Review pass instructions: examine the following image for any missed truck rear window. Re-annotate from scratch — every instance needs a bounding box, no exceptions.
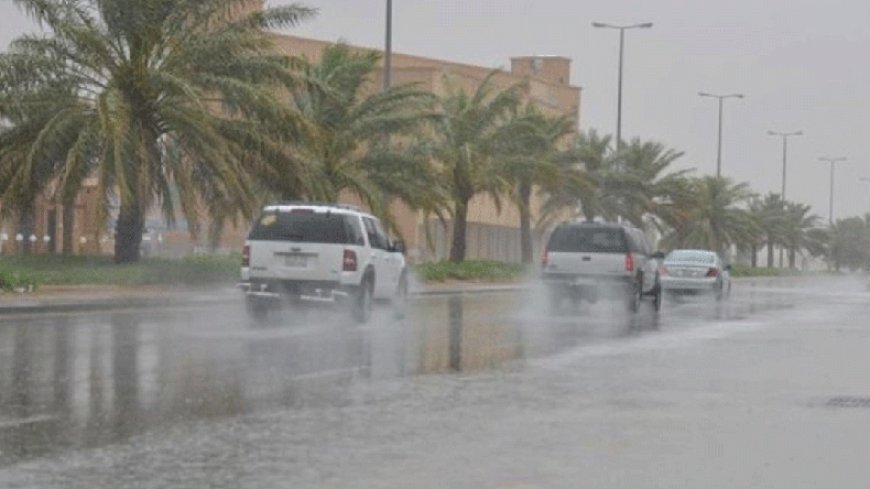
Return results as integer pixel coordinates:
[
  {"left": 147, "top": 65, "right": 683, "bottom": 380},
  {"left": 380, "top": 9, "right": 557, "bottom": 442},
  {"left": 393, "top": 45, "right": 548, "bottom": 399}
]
[
  {"left": 547, "top": 227, "right": 627, "bottom": 253},
  {"left": 248, "top": 211, "right": 364, "bottom": 245}
]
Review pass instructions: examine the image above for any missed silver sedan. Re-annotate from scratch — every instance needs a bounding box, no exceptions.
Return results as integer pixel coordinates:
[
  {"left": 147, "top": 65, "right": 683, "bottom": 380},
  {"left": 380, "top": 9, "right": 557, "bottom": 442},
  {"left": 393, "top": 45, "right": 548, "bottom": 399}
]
[{"left": 659, "top": 249, "right": 731, "bottom": 300}]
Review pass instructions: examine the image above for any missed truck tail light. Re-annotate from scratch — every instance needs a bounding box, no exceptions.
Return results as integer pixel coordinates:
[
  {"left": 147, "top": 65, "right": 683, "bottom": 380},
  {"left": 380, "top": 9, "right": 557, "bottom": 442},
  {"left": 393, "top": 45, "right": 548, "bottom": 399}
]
[
  {"left": 242, "top": 245, "right": 250, "bottom": 267},
  {"left": 706, "top": 267, "right": 719, "bottom": 277},
  {"left": 625, "top": 254, "right": 635, "bottom": 273},
  {"left": 343, "top": 249, "right": 358, "bottom": 272},
  {"left": 541, "top": 250, "right": 549, "bottom": 268}
]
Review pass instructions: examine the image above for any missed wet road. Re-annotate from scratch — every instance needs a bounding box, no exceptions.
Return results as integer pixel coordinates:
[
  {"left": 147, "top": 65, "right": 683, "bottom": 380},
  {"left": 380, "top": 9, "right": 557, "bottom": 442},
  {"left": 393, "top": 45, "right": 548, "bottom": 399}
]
[{"left": 1, "top": 277, "right": 869, "bottom": 488}]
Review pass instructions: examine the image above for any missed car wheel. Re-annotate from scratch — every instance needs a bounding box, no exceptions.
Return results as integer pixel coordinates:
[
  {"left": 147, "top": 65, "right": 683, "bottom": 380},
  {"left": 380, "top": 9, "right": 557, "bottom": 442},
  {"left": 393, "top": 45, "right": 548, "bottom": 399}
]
[
  {"left": 547, "top": 286, "right": 563, "bottom": 314},
  {"left": 392, "top": 273, "right": 409, "bottom": 319},
  {"left": 246, "top": 298, "right": 268, "bottom": 323},
  {"left": 627, "top": 280, "right": 642, "bottom": 313},
  {"left": 352, "top": 277, "right": 374, "bottom": 324}
]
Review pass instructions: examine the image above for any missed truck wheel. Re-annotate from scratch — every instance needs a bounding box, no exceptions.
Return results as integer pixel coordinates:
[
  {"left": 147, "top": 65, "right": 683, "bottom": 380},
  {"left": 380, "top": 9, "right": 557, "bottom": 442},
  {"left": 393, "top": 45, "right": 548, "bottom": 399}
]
[
  {"left": 547, "top": 286, "right": 563, "bottom": 314},
  {"left": 392, "top": 273, "right": 409, "bottom": 319},
  {"left": 352, "top": 277, "right": 374, "bottom": 324},
  {"left": 627, "top": 280, "right": 642, "bottom": 313},
  {"left": 652, "top": 282, "right": 662, "bottom": 313}
]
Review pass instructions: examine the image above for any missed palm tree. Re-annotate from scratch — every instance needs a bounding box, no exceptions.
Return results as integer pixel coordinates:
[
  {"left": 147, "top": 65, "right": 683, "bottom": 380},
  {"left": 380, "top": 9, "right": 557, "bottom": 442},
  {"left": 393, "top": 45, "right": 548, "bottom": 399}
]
[
  {"left": 285, "top": 43, "right": 438, "bottom": 229},
  {"left": 781, "top": 201, "right": 819, "bottom": 269},
  {"left": 663, "top": 176, "right": 758, "bottom": 254},
  {"left": 498, "top": 106, "right": 577, "bottom": 263},
  {"left": 612, "top": 138, "right": 692, "bottom": 231},
  {"left": 424, "top": 72, "right": 523, "bottom": 262},
  {"left": 570, "top": 130, "right": 612, "bottom": 221},
  {"left": 828, "top": 217, "right": 870, "bottom": 271},
  {"left": 1, "top": 0, "right": 315, "bottom": 262},
  {"left": 748, "top": 193, "right": 787, "bottom": 269}
]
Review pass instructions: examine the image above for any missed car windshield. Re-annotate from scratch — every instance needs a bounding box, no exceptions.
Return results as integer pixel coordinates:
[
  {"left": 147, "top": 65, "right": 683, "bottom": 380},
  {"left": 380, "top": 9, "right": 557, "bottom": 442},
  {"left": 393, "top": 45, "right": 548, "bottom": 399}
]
[
  {"left": 547, "top": 227, "right": 627, "bottom": 253},
  {"left": 247, "top": 210, "right": 362, "bottom": 244},
  {"left": 665, "top": 250, "right": 715, "bottom": 264}
]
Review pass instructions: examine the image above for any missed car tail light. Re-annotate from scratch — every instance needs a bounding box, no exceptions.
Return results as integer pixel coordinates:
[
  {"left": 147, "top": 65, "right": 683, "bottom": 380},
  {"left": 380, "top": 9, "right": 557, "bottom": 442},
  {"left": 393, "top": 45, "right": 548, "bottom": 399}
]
[
  {"left": 625, "top": 254, "right": 635, "bottom": 273},
  {"left": 706, "top": 267, "right": 719, "bottom": 277},
  {"left": 342, "top": 249, "right": 358, "bottom": 272},
  {"left": 242, "top": 245, "right": 250, "bottom": 267},
  {"left": 541, "top": 250, "right": 549, "bottom": 268}
]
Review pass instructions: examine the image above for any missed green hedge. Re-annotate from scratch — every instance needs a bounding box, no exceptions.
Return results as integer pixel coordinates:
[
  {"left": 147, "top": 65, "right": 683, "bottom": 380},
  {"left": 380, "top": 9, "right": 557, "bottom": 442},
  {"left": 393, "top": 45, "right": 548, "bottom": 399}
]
[
  {"left": 0, "top": 254, "right": 241, "bottom": 287},
  {"left": 415, "top": 260, "right": 525, "bottom": 283},
  {"left": 728, "top": 265, "right": 807, "bottom": 278}
]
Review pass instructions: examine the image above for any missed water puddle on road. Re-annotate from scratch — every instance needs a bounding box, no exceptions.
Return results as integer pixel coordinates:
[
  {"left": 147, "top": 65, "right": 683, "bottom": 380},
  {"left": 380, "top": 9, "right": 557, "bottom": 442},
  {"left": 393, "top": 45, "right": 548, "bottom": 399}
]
[{"left": 0, "top": 281, "right": 804, "bottom": 466}]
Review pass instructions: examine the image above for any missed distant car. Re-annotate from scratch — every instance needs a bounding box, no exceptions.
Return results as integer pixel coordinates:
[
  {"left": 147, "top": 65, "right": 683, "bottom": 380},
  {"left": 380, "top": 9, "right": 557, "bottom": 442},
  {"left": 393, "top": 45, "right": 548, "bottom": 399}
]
[
  {"left": 659, "top": 249, "right": 731, "bottom": 300},
  {"left": 240, "top": 202, "right": 408, "bottom": 323},
  {"left": 541, "top": 221, "right": 663, "bottom": 313}
]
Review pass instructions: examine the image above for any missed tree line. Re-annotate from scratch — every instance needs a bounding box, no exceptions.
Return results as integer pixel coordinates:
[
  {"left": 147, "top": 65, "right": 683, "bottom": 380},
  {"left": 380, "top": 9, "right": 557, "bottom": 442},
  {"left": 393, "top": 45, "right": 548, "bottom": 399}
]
[{"left": 0, "top": 0, "right": 867, "bottom": 271}]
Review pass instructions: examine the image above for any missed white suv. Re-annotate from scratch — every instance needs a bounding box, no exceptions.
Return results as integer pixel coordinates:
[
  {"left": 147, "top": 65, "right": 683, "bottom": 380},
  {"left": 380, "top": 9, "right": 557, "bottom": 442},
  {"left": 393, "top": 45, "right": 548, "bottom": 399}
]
[
  {"left": 541, "top": 221, "right": 663, "bottom": 313},
  {"left": 240, "top": 202, "right": 408, "bottom": 323}
]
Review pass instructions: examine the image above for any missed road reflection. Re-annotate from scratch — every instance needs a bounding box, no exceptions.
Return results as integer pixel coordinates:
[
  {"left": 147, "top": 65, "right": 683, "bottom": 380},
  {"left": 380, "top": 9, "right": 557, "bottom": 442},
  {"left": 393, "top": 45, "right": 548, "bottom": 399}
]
[{"left": 0, "top": 280, "right": 802, "bottom": 465}]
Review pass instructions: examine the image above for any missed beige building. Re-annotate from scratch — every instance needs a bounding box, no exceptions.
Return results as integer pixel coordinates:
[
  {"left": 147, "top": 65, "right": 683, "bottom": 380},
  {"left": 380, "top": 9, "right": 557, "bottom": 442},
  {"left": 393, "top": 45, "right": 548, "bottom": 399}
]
[
  {"left": 265, "top": 35, "right": 582, "bottom": 263},
  {"left": 5, "top": 35, "right": 581, "bottom": 262}
]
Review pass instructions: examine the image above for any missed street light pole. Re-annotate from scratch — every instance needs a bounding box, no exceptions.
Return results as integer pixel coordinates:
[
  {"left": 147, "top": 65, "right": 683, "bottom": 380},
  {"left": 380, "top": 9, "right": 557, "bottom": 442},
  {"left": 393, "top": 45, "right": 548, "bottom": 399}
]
[
  {"left": 383, "top": 0, "right": 392, "bottom": 92},
  {"left": 860, "top": 177, "right": 870, "bottom": 215},
  {"left": 699, "top": 92, "right": 744, "bottom": 177},
  {"left": 767, "top": 130, "right": 802, "bottom": 269},
  {"left": 767, "top": 130, "right": 803, "bottom": 200},
  {"left": 819, "top": 157, "right": 847, "bottom": 225},
  {"left": 592, "top": 22, "right": 653, "bottom": 150}
]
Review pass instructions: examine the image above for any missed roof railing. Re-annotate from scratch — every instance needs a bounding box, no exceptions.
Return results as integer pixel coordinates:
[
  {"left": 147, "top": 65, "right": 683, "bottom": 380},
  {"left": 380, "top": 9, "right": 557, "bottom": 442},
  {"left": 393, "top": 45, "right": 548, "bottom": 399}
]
[{"left": 267, "top": 201, "right": 364, "bottom": 212}]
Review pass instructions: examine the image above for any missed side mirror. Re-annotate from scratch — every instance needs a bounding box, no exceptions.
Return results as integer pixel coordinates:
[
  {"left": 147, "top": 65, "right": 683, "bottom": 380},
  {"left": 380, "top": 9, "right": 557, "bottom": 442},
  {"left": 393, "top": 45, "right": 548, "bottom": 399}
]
[
  {"left": 651, "top": 251, "right": 666, "bottom": 260},
  {"left": 390, "top": 240, "right": 406, "bottom": 254}
]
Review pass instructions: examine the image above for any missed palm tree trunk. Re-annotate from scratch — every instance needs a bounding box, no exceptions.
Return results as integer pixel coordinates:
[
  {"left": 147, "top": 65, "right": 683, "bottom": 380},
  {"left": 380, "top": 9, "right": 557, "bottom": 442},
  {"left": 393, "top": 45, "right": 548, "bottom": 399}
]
[
  {"left": 766, "top": 236, "right": 775, "bottom": 269},
  {"left": 788, "top": 247, "right": 797, "bottom": 269},
  {"left": 62, "top": 196, "right": 76, "bottom": 256},
  {"left": 18, "top": 209, "right": 34, "bottom": 255},
  {"left": 114, "top": 200, "right": 144, "bottom": 263},
  {"left": 518, "top": 182, "right": 533, "bottom": 265},
  {"left": 208, "top": 218, "right": 225, "bottom": 253},
  {"left": 449, "top": 198, "right": 469, "bottom": 263},
  {"left": 750, "top": 243, "right": 758, "bottom": 268}
]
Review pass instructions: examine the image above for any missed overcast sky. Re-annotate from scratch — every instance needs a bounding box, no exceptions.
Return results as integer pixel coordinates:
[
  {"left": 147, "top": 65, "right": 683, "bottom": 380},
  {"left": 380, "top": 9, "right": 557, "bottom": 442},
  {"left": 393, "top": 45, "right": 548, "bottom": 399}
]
[{"left": 3, "top": 0, "right": 870, "bottom": 220}]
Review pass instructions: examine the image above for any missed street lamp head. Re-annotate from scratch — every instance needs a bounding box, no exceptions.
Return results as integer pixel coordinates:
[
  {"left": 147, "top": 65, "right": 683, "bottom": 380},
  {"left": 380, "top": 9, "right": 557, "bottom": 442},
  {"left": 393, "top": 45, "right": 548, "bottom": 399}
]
[
  {"left": 592, "top": 22, "right": 610, "bottom": 28},
  {"left": 698, "top": 91, "right": 712, "bottom": 97},
  {"left": 732, "top": 93, "right": 745, "bottom": 99},
  {"left": 636, "top": 22, "right": 654, "bottom": 28},
  {"left": 767, "top": 130, "right": 777, "bottom": 136},
  {"left": 819, "top": 156, "right": 848, "bottom": 163}
]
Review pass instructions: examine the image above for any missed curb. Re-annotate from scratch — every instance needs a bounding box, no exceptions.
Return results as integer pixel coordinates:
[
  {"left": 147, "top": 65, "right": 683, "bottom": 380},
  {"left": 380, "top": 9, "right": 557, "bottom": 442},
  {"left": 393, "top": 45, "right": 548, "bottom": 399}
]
[
  {"left": 0, "top": 296, "right": 233, "bottom": 316},
  {"left": 0, "top": 285, "right": 527, "bottom": 316},
  {"left": 0, "top": 274, "right": 822, "bottom": 316}
]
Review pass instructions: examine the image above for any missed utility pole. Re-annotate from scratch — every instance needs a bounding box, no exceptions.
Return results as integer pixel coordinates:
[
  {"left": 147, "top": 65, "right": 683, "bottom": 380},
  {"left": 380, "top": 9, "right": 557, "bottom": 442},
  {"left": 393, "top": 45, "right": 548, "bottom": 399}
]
[
  {"left": 592, "top": 22, "right": 653, "bottom": 150},
  {"left": 767, "top": 130, "right": 803, "bottom": 268},
  {"left": 860, "top": 177, "right": 870, "bottom": 215},
  {"left": 819, "top": 157, "right": 847, "bottom": 224},
  {"left": 699, "top": 92, "right": 744, "bottom": 177},
  {"left": 383, "top": 0, "right": 392, "bottom": 92}
]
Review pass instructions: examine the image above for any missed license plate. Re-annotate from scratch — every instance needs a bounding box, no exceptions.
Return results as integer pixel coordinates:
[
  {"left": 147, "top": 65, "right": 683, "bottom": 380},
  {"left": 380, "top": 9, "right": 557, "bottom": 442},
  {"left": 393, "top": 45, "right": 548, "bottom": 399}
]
[{"left": 284, "top": 254, "right": 307, "bottom": 267}]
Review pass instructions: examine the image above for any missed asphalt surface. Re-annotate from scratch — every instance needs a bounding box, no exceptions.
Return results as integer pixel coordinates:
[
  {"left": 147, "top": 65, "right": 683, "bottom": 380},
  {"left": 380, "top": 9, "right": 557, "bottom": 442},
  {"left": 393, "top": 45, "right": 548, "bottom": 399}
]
[{"left": 1, "top": 276, "right": 869, "bottom": 488}]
